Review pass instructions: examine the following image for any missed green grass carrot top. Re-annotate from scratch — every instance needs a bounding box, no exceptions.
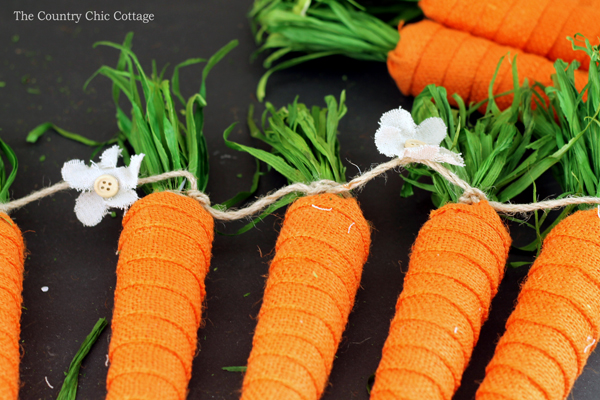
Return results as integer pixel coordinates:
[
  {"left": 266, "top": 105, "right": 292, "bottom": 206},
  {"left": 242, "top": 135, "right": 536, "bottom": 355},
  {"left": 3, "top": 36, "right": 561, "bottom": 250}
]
[{"left": 226, "top": 92, "right": 371, "bottom": 400}]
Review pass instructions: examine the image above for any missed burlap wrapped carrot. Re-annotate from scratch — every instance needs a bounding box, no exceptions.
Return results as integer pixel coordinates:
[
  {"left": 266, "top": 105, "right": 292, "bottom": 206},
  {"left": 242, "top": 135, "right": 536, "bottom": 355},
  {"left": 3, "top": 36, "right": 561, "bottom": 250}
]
[
  {"left": 419, "top": 0, "right": 600, "bottom": 71},
  {"left": 387, "top": 20, "right": 588, "bottom": 110},
  {"left": 0, "top": 140, "right": 25, "bottom": 400},
  {"left": 108, "top": 191, "right": 213, "bottom": 399},
  {"left": 371, "top": 200, "right": 510, "bottom": 400},
  {"left": 243, "top": 193, "right": 370, "bottom": 400},
  {"left": 475, "top": 34, "right": 600, "bottom": 400},
  {"left": 226, "top": 92, "right": 371, "bottom": 400},
  {"left": 370, "top": 62, "right": 586, "bottom": 398},
  {"left": 29, "top": 34, "right": 239, "bottom": 400},
  {"left": 0, "top": 219, "right": 24, "bottom": 400},
  {"left": 477, "top": 209, "right": 600, "bottom": 400}
]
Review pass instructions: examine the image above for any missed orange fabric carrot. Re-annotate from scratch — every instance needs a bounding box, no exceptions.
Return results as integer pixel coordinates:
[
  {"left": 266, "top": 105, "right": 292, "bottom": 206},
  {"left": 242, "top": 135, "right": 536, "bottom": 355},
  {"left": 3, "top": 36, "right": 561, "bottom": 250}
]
[
  {"left": 419, "top": 0, "right": 600, "bottom": 71},
  {"left": 476, "top": 209, "right": 600, "bottom": 400},
  {"left": 106, "top": 192, "right": 214, "bottom": 399},
  {"left": 0, "top": 215, "right": 25, "bottom": 400},
  {"left": 370, "top": 201, "right": 511, "bottom": 400},
  {"left": 241, "top": 193, "right": 370, "bottom": 400},
  {"left": 387, "top": 20, "right": 588, "bottom": 110}
]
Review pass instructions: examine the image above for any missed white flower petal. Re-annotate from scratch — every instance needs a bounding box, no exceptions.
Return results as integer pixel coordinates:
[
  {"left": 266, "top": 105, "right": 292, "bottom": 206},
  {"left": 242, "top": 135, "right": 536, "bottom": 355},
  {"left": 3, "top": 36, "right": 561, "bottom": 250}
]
[
  {"left": 62, "top": 160, "right": 104, "bottom": 191},
  {"left": 375, "top": 126, "right": 405, "bottom": 157},
  {"left": 416, "top": 117, "right": 447, "bottom": 145},
  {"left": 112, "top": 154, "right": 144, "bottom": 190},
  {"left": 404, "top": 145, "right": 441, "bottom": 161},
  {"left": 436, "top": 147, "right": 465, "bottom": 166},
  {"left": 104, "top": 189, "right": 139, "bottom": 210},
  {"left": 403, "top": 145, "right": 465, "bottom": 166},
  {"left": 379, "top": 107, "right": 416, "bottom": 134},
  {"left": 74, "top": 192, "right": 108, "bottom": 227},
  {"left": 97, "top": 145, "right": 122, "bottom": 169}
]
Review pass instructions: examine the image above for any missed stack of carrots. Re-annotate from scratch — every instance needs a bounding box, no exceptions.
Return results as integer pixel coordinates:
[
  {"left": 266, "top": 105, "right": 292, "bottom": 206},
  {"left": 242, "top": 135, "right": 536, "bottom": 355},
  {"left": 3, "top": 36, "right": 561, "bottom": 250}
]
[
  {"left": 251, "top": 0, "right": 598, "bottom": 109},
  {"left": 387, "top": 0, "right": 599, "bottom": 109}
]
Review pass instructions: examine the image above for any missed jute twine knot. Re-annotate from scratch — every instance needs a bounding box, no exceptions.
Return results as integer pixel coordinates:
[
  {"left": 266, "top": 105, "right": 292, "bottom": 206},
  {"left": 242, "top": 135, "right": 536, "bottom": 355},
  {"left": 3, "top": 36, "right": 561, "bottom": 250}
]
[
  {"left": 458, "top": 188, "right": 488, "bottom": 205},
  {"left": 185, "top": 190, "right": 211, "bottom": 207}
]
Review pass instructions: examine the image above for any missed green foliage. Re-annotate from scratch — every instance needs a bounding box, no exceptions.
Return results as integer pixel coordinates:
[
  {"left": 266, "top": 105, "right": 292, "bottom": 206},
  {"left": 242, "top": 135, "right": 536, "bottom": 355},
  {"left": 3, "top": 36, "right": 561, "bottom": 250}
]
[
  {"left": 224, "top": 92, "right": 347, "bottom": 233},
  {"left": 0, "top": 138, "right": 18, "bottom": 204},
  {"left": 27, "top": 33, "right": 238, "bottom": 194},
  {"left": 401, "top": 56, "right": 584, "bottom": 209},
  {"left": 534, "top": 35, "right": 600, "bottom": 199},
  {"left": 226, "top": 92, "right": 348, "bottom": 184},
  {"left": 509, "top": 35, "right": 600, "bottom": 251},
  {"left": 250, "top": 0, "right": 412, "bottom": 100}
]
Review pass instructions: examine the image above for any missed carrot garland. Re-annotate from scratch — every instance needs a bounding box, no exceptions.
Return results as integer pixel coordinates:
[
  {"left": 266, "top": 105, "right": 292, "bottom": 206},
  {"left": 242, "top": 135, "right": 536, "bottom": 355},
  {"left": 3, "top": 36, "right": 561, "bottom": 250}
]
[
  {"left": 476, "top": 36, "right": 600, "bottom": 400},
  {"left": 370, "top": 59, "right": 585, "bottom": 399},
  {"left": 226, "top": 93, "right": 371, "bottom": 399},
  {"left": 419, "top": 0, "right": 600, "bottom": 71},
  {"left": 0, "top": 139, "right": 25, "bottom": 400}
]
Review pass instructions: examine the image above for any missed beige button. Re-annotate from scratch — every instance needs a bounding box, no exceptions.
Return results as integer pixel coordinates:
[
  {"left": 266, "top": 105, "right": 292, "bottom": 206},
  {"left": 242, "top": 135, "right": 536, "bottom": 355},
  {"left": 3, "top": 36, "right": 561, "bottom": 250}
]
[
  {"left": 404, "top": 139, "right": 427, "bottom": 148},
  {"left": 94, "top": 174, "right": 119, "bottom": 198}
]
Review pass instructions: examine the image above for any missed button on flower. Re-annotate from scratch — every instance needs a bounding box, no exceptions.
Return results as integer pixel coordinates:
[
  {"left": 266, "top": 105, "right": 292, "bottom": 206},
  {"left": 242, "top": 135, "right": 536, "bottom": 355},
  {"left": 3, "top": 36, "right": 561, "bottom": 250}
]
[
  {"left": 374, "top": 106, "right": 464, "bottom": 166},
  {"left": 61, "top": 145, "right": 145, "bottom": 226}
]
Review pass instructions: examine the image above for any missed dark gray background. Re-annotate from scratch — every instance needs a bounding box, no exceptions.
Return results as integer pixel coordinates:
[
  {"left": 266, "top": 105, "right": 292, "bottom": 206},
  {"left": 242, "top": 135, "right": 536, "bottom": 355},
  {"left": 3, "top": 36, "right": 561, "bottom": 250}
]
[{"left": 1, "top": 1, "right": 598, "bottom": 399}]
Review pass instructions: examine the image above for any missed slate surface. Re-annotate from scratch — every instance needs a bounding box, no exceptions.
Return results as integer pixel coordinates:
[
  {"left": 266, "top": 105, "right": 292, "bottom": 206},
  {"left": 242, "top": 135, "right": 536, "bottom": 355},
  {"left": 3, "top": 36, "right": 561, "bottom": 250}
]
[{"left": 0, "top": 1, "right": 598, "bottom": 399}]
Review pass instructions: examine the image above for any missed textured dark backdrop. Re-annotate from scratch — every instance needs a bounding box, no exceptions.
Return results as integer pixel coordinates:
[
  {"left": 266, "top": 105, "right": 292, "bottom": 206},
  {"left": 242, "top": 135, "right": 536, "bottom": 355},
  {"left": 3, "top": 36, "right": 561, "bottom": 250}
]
[{"left": 1, "top": 1, "right": 598, "bottom": 399}]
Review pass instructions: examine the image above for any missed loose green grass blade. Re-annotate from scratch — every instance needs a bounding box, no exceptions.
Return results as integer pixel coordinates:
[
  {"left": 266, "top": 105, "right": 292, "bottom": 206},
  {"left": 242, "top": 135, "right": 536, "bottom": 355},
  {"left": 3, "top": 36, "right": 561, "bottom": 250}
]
[
  {"left": 56, "top": 318, "right": 107, "bottom": 400},
  {"left": 0, "top": 138, "right": 18, "bottom": 204}
]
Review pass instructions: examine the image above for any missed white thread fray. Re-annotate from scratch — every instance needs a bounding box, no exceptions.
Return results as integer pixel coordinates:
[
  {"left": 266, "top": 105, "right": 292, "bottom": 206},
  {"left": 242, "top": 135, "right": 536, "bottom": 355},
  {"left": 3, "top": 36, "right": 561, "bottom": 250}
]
[
  {"left": 348, "top": 222, "right": 355, "bottom": 233},
  {"left": 62, "top": 145, "right": 144, "bottom": 227},
  {"left": 454, "top": 327, "right": 458, "bottom": 334},
  {"left": 41, "top": 286, "right": 48, "bottom": 292},
  {"left": 374, "top": 106, "right": 464, "bottom": 166},
  {"left": 105, "top": 354, "right": 109, "bottom": 367},
  {"left": 312, "top": 204, "right": 332, "bottom": 211},
  {"left": 585, "top": 336, "right": 596, "bottom": 353},
  {"left": 45, "top": 376, "right": 54, "bottom": 389}
]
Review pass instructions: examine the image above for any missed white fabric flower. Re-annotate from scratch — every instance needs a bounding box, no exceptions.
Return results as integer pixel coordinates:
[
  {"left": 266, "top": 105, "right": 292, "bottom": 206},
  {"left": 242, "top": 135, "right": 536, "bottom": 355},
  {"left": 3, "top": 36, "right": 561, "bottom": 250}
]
[
  {"left": 61, "top": 145, "right": 145, "bottom": 227},
  {"left": 374, "top": 107, "right": 464, "bottom": 166}
]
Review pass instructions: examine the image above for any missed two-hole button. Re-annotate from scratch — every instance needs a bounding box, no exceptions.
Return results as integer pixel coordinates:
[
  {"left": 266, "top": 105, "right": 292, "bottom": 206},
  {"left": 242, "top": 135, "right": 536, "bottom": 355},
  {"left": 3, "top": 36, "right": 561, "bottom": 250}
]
[{"left": 94, "top": 174, "right": 119, "bottom": 198}]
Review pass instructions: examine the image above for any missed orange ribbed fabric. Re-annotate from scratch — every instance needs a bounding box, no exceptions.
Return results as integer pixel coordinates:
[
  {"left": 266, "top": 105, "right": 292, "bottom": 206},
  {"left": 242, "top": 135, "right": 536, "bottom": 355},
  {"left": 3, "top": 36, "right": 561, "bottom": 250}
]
[
  {"left": 370, "top": 201, "right": 511, "bottom": 400},
  {"left": 387, "top": 20, "right": 588, "bottom": 110},
  {"left": 241, "top": 194, "right": 371, "bottom": 400},
  {"left": 106, "top": 192, "right": 214, "bottom": 400},
  {"left": 419, "top": 0, "right": 600, "bottom": 71},
  {"left": 0, "top": 215, "right": 24, "bottom": 400},
  {"left": 477, "top": 209, "right": 600, "bottom": 400}
]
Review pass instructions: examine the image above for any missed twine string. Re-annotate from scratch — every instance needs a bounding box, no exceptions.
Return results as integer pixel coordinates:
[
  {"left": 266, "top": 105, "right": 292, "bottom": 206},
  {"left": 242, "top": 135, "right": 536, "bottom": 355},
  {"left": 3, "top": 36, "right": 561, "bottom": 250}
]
[{"left": 1, "top": 157, "right": 599, "bottom": 220}]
